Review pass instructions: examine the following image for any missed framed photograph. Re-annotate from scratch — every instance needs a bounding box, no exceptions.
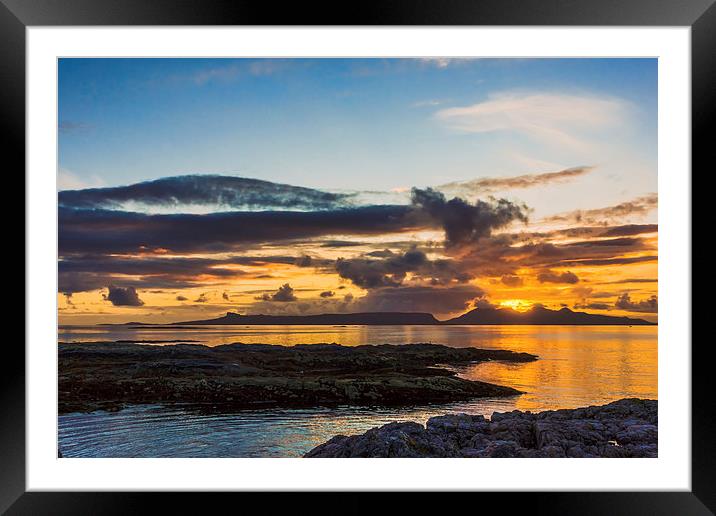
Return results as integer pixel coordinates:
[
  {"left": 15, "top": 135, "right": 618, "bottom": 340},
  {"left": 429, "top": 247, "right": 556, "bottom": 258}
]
[{"left": 6, "top": 0, "right": 710, "bottom": 512}]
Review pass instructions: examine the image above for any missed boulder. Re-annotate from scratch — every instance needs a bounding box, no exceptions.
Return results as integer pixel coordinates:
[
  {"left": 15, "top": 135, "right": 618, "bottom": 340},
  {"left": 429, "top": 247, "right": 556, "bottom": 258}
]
[{"left": 305, "top": 398, "right": 658, "bottom": 458}]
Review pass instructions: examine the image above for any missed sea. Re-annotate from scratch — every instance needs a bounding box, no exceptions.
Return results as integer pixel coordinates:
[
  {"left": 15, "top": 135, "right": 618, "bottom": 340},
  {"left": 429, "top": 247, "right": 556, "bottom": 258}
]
[{"left": 57, "top": 324, "right": 657, "bottom": 458}]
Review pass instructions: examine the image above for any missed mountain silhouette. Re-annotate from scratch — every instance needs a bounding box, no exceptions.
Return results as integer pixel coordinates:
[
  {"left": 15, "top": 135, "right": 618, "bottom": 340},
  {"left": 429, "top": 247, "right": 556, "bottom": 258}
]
[
  {"left": 174, "top": 306, "right": 654, "bottom": 326},
  {"left": 176, "top": 312, "right": 441, "bottom": 325},
  {"left": 444, "top": 305, "right": 654, "bottom": 325}
]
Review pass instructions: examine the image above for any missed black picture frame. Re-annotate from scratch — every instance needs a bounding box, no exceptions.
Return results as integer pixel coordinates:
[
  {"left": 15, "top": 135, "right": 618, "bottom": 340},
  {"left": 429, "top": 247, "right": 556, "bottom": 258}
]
[{"left": 4, "top": 0, "right": 709, "bottom": 513}]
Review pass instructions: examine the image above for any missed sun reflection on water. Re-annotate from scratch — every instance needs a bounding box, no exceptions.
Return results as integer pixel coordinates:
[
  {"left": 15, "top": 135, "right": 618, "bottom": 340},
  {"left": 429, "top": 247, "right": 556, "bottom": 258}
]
[{"left": 58, "top": 324, "right": 657, "bottom": 457}]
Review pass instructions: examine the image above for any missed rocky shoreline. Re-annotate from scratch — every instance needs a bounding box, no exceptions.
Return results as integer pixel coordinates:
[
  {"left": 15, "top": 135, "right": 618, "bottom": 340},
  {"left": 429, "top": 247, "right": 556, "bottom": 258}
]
[
  {"left": 305, "top": 398, "right": 657, "bottom": 458},
  {"left": 58, "top": 342, "right": 537, "bottom": 414}
]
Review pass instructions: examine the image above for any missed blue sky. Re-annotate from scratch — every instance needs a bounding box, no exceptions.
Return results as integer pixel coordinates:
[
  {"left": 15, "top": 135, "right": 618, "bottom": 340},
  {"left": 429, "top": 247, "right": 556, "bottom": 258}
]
[{"left": 58, "top": 58, "right": 657, "bottom": 218}]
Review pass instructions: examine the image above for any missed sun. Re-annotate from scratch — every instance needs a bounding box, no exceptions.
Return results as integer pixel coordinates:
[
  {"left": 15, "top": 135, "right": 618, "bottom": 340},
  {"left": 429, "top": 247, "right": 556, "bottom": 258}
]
[{"left": 499, "top": 299, "right": 533, "bottom": 312}]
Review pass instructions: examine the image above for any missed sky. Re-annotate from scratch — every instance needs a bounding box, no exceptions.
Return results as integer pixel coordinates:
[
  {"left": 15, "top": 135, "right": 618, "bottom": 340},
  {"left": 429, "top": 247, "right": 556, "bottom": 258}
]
[{"left": 58, "top": 58, "right": 658, "bottom": 324}]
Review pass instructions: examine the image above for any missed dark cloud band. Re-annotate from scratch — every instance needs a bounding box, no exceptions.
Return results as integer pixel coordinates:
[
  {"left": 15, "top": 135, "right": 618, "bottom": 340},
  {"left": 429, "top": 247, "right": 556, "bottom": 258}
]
[
  {"left": 59, "top": 205, "right": 419, "bottom": 254},
  {"left": 59, "top": 175, "right": 353, "bottom": 211},
  {"left": 59, "top": 188, "right": 528, "bottom": 255}
]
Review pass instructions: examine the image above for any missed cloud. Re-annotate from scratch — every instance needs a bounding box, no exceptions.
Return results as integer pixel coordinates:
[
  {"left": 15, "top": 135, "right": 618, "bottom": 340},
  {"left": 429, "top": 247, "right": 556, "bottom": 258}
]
[
  {"left": 600, "top": 224, "right": 658, "bottom": 237},
  {"left": 336, "top": 249, "right": 427, "bottom": 289},
  {"left": 537, "top": 270, "right": 579, "bottom": 284},
  {"left": 517, "top": 224, "right": 658, "bottom": 241},
  {"left": 103, "top": 286, "right": 144, "bottom": 306},
  {"left": 256, "top": 283, "right": 297, "bottom": 303},
  {"left": 58, "top": 255, "right": 245, "bottom": 293},
  {"left": 295, "top": 255, "right": 313, "bottom": 267},
  {"left": 319, "top": 240, "right": 369, "bottom": 248},
  {"left": 58, "top": 121, "right": 92, "bottom": 134},
  {"left": 335, "top": 249, "right": 471, "bottom": 289},
  {"left": 57, "top": 172, "right": 656, "bottom": 310},
  {"left": 57, "top": 168, "right": 104, "bottom": 191},
  {"left": 245, "top": 289, "right": 356, "bottom": 316},
  {"left": 572, "top": 286, "right": 593, "bottom": 298},
  {"left": 410, "top": 187, "right": 528, "bottom": 248},
  {"left": 473, "top": 298, "right": 498, "bottom": 310},
  {"left": 606, "top": 278, "right": 658, "bottom": 284},
  {"left": 58, "top": 175, "right": 353, "bottom": 212},
  {"left": 508, "top": 237, "right": 653, "bottom": 270},
  {"left": 439, "top": 166, "right": 594, "bottom": 195},
  {"left": 57, "top": 252, "right": 336, "bottom": 294},
  {"left": 347, "top": 58, "right": 478, "bottom": 78},
  {"left": 417, "top": 58, "right": 477, "bottom": 69},
  {"left": 435, "top": 92, "right": 627, "bottom": 150},
  {"left": 186, "top": 60, "right": 292, "bottom": 86},
  {"left": 545, "top": 194, "right": 658, "bottom": 224},
  {"left": 191, "top": 63, "right": 242, "bottom": 85},
  {"left": 176, "top": 295, "right": 188, "bottom": 301},
  {"left": 412, "top": 99, "right": 445, "bottom": 108},
  {"left": 58, "top": 204, "right": 419, "bottom": 254},
  {"left": 405, "top": 227, "right": 655, "bottom": 284},
  {"left": 570, "top": 286, "right": 618, "bottom": 308},
  {"left": 59, "top": 254, "right": 247, "bottom": 277},
  {"left": 366, "top": 249, "right": 397, "bottom": 258},
  {"left": 561, "top": 237, "right": 644, "bottom": 248},
  {"left": 58, "top": 187, "right": 529, "bottom": 255},
  {"left": 548, "top": 256, "right": 657, "bottom": 268},
  {"left": 615, "top": 293, "right": 658, "bottom": 313},
  {"left": 355, "top": 285, "right": 486, "bottom": 316},
  {"left": 59, "top": 271, "right": 200, "bottom": 295},
  {"left": 500, "top": 274, "right": 523, "bottom": 287},
  {"left": 574, "top": 302, "right": 611, "bottom": 310}
]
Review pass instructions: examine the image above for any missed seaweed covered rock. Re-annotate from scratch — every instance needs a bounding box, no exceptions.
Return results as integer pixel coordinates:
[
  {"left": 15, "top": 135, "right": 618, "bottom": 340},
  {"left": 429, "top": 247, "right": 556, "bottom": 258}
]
[{"left": 58, "top": 342, "right": 536, "bottom": 413}]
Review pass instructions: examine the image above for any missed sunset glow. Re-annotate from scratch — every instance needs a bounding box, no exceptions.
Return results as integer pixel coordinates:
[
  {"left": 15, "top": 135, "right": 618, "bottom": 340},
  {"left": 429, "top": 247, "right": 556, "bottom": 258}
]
[
  {"left": 58, "top": 58, "right": 657, "bottom": 325},
  {"left": 499, "top": 300, "right": 533, "bottom": 312}
]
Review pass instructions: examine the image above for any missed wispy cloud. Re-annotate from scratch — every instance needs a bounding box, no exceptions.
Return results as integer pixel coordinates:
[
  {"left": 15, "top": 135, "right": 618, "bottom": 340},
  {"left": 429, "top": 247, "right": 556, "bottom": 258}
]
[
  {"left": 439, "top": 166, "right": 595, "bottom": 195},
  {"left": 59, "top": 120, "right": 93, "bottom": 134},
  {"left": 347, "top": 58, "right": 479, "bottom": 77},
  {"left": 544, "top": 193, "right": 658, "bottom": 224},
  {"left": 412, "top": 99, "right": 446, "bottom": 108},
  {"left": 188, "top": 60, "right": 291, "bottom": 86},
  {"left": 537, "top": 270, "right": 580, "bottom": 284},
  {"left": 435, "top": 92, "right": 628, "bottom": 150},
  {"left": 57, "top": 168, "right": 104, "bottom": 191},
  {"left": 417, "top": 58, "right": 479, "bottom": 69}
]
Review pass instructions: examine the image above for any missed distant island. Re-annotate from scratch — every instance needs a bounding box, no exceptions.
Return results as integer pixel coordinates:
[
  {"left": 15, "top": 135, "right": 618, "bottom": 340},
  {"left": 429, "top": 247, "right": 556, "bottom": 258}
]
[
  {"left": 176, "top": 311, "right": 439, "bottom": 326},
  {"left": 443, "top": 305, "right": 655, "bottom": 325},
  {"left": 169, "top": 305, "right": 654, "bottom": 326}
]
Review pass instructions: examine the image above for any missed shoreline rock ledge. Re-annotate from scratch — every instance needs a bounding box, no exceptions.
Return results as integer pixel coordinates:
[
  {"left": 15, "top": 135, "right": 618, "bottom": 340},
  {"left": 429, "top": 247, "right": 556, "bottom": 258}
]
[{"left": 305, "top": 398, "right": 657, "bottom": 458}]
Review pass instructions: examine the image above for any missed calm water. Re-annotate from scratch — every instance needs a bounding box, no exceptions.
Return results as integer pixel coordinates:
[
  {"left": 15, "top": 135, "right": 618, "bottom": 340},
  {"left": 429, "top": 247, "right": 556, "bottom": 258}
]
[{"left": 58, "top": 324, "right": 657, "bottom": 458}]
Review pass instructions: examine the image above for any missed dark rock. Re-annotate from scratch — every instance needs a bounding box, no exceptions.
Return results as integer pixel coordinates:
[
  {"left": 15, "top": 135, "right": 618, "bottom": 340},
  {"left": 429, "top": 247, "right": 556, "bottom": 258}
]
[
  {"left": 305, "top": 398, "right": 658, "bottom": 458},
  {"left": 58, "top": 342, "right": 536, "bottom": 414}
]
